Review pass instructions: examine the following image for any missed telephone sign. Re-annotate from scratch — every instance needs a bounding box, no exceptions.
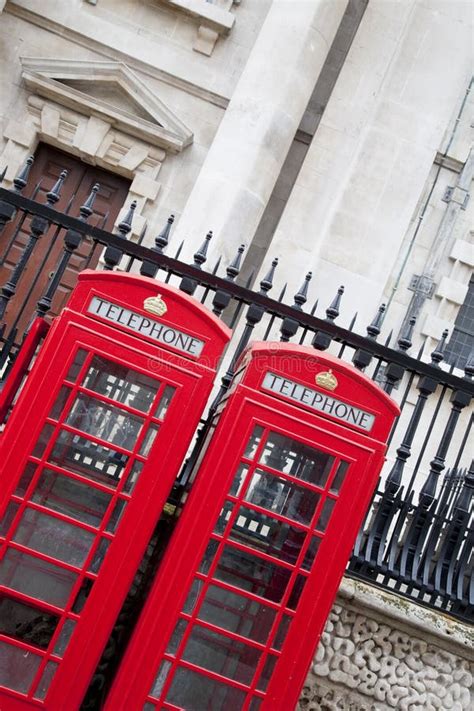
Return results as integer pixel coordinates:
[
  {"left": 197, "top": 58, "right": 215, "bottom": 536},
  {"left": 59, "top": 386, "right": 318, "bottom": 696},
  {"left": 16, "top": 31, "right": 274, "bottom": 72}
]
[
  {"left": 0, "top": 271, "right": 230, "bottom": 709},
  {"left": 106, "top": 343, "right": 399, "bottom": 711}
]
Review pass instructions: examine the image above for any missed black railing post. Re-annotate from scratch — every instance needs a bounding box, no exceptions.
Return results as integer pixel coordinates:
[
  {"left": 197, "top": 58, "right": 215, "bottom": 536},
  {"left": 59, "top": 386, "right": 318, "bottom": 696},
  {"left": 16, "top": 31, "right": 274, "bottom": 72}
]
[
  {"left": 383, "top": 316, "right": 416, "bottom": 394},
  {"left": 140, "top": 214, "right": 174, "bottom": 279},
  {"left": 212, "top": 244, "right": 245, "bottom": 317},
  {"left": 180, "top": 231, "right": 212, "bottom": 295},
  {"left": 102, "top": 201, "right": 136, "bottom": 270},
  {"left": 352, "top": 303, "right": 386, "bottom": 370},
  {"left": 0, "top": 156, "right": 33, "bottom": 233},
  {"left": 312, "top": 285, "right": 344, "bottom": 350},
  {"left": 34, "top": 185, "right": 99, "bottom": 322},
  {"left": 0, "top": 169, "right": 67, "bottom": 321},
  {"left": 280, "top": 272, "right": 312, "bottom": 342}
]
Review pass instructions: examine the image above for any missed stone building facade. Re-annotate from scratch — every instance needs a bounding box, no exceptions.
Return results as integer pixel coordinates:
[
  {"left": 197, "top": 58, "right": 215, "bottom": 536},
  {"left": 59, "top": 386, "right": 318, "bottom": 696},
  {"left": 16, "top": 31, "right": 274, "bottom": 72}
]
[{"left": 0, "top": 0, "right": 472, "bottom": 708}]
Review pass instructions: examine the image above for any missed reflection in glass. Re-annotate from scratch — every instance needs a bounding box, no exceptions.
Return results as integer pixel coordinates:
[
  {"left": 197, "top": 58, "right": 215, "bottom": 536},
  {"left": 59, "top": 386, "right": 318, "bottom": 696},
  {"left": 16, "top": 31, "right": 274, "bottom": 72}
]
[
  {"left": 88, "top": 537, "right": 111, "bottom": 574},
  {"left": 182, "top": 625, "right": 260, "bottom": 685},
  {"left": 13, "top": 508, "right": 95, "bottom": 568},
  {"left": 106, "top": 499, "right": 127, "bottom": 533},
  {"left": 260, "top": 432, "right": 334, "bottom": 488},
  {"left": 31, "top": 469, "right": 111, "bottom": 527},
  {"left": 198, "top": 584, "right": 277, "bottom": 644},
  {"left": 243, "top": 426, "right": 264, "bottom": 460},
  {"left": 0, "top": 596, "right": 59, "bottom": 649},
  {"left": 139, "top": 424, "right": 160, "bottom": 457},
  {"left": 32, "top": 423, "right": 55, "bottom": 459},
  {"left": 245, "top": 470, "right": 320, "bottom": 526},
  {"left": 315, "top": 498, "right": 336, "bottom": 532},
  {"left": 72, "top": 578, "right": 94, "bottom": 613},
  {"left": 0, "top": 639, "right": 41, "bottom": 693},
  {"left": 50, "top": 385, "right": 72, "bottom": 420},
  {"left": 257, "top": 654, "right": 277, "bottom": 691},
  {"left": 272, "top": 613, "right": 292, "bottom": 651},
  {"left": 166, "top": 666, "right": 246, "bottom": 711},
  {"left": 229, "top": 464, "right": 249, "bottom": 497},
  {"left": 167, "top": 619, "right": 188, "bottom": 655},
  {"left": 53, "top": 618, "right": 76, "bottom": 656},
  {"left": 330, "top": 461, "right": 349, "bottom": 494},
  {"left": 214, "top": 502, "right": 233, "bottom": 535},
  {"left": 302, "top": 536, "right": 321, "bottom": 571},
  {"left": 209, "top": 545, "right": 292, "bottom": 604},
  {"left": 66, "top": 349, "right": 88, "bottom": 383},
  {"left": 82, "top": 355, "right": 160, "bottom": 413},
  {"left": 287, "top": 574, "right": 306, "bottom": 610},
  {"left": 49, "top": 430, "right": 129, "bottom": 486},
  {"left": 154, "top": 385, "right": 176, "bottom": 419},
  {"left": 228, "top": 506, "right": 307, "bottom": 566},
  {"left": 150, "top": 659, "right": 171, "bottom": 698},
  {"left": 0, "top": 502, "right": 20, "bottom": 537},
  {"left": 0, "top": 548, "right": 77, "bottom": 607},
  {"left": 33, "top": 660, "right": 58, "bottom": 700},
  {"left": 123, "top": 460, "right": 144, "bottom": 493},
  {"left": 198, "top": 539, "right": 220, "bottom": 576},
  {"left": 183, "top": 579, "right": 203, "bottom": 615},
  {"left": 67, "top": 394, "right": 143, "bottom": 449},
  {"left": 14, "top": 461, "right": 38, "bottom": 497}
]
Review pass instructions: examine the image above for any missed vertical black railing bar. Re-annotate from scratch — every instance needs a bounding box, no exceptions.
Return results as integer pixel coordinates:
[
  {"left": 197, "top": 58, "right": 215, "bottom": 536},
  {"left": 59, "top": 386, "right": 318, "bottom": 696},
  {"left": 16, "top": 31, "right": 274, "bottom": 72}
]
[{"left": 452, "top": 411, "right": 473, "bottom": 471}]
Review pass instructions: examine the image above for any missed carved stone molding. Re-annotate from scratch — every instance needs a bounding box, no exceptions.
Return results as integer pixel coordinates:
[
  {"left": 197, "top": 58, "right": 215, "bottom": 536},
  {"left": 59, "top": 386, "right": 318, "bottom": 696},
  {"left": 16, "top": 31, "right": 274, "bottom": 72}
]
[
  {"left": 298, "top": 579, "right": 473, "bottom": 711},
  {"left": 158, "top": 0, "right": 235, "bottom": 56}
]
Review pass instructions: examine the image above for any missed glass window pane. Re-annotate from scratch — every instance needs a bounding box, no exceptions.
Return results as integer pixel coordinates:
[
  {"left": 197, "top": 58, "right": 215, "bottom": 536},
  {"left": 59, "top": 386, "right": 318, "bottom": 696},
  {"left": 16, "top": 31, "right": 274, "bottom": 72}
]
[
  {"left": 183, "top": 579, "right": 204, "bottom": 615},
  {"left": 0, "top": 548, "right": 77, "bottom": 607},
  {"left": 330, "top": 461, "right": 349, "bottom": 494},
  {"left": 244, "top": 469, "right": 320, "bottom": 526},
  {"left": 166, "top": 666, "right": 246, "bottom": 711},
  {"left": 13, "top": 508, "right": 95, "bottom": 567},
  {"left": 49, "top": 430, "right": 129, "bottom": 487},
  {"left": 0, "top": 639, "right": 42, "bottom": 693},
  {"left": 167, "top": 619, "right": 188, "bottom": 656},
  {"left": 72, "top": 578, "right": 94, "bottom": 614},
  {"left": 272, "top": 614, "right": 292, "bottom": 651},
  {"left": 182, "top": 625, "right": 260, "bottom": 685},
  {"left": 249, "top": 698, "right": 262, "bottom": 711},
  {"left": 88, "top": 537, "right": 111, "bottom": 574},
  {"left": 106, "top": 499, "right": 127, "bottom": 534},
  {"left": 0, "top": 502, "right": 20, "bottom": 537},
  {"left": 139, "top": 424, "right": 160, "bottom": 457},
  {"left": 198, "top": 584, "right": 277, "bottom": 645},
  {"left": 257, "top": 654, "right": 277, "bottom": 692},
  {"left": 66, "top": 393, "right": 144, "bottom": 449},
  {"left": 0, "top": 595, "right": 59, "bottom": 650},
  {"left": 33, "top": 660, "right": 58, "bottom": 700},
  {"left": 53, "top": 618, "right": 76, "bottom": 656},
  {"left": 227, "top": 506, "right": 307, "bottom": 566},
  {"left": 123, "top": 460, "right": 144, "bottom": 494},
  {"left": 31, "top": 469, "right": 112, "bottom": 527},
  {"left": 32, "top": 423, "right": 55, "bottom": 459},
  {"left": 206, "top": 545, "right": 292, "bottom": 604},
  {"left": 66, "top": 349, "right": 88, "bottom": 382},
  {"left": 14, "top": 461, "right": 38, "bottom": 497},
  {"left": 82, "top": 355, "right": 160, "bottom": 413},
  {"left": 243, "top": 426, "right": 264, "bottom": 460},
  {"left": 198, "top": 539, "right": 220, "bottom": 576},
  {"left": 259, "top": 432, "right": 334, "bottom": 488},
  {"left": 229, "top": 464, "right": 249, "bottom": 497},
  {"left": 154, "top": 385, "right": 176, "bottom": 419},
  {"left": 287, "top": 574, "right": 307, "bottom": 611},
  {"left": 214, "top": 502, "right": 234, "bottom": 535},
  {"left": 150, "top": 659, "right": 172, "bottom": 698},
  {"left": 50, "top": 385, "right": 72, "bottom": 420},
  {"left": 315, "top": 498, "right": 336, "bottom": 533},
  {"left": 302, "top": 536, "right": 321, "bottom": 572}
]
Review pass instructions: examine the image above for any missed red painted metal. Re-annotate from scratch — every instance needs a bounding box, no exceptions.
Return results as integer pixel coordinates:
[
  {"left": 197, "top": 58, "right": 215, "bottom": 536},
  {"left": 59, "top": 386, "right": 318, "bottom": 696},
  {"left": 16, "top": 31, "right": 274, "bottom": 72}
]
[
  {"left": 0, "top": 317, "right": 49, "bottom": 423},
  {"left": 106, "top": 343, "right": 399, "bottom": 711},
  {"left": 0, "top": 270, "right": 230, "bottom": 709}
]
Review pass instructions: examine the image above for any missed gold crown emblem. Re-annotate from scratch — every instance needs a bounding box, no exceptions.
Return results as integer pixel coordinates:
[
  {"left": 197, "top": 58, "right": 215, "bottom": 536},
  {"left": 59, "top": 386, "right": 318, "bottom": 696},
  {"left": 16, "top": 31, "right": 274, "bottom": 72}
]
[
  {"left": 315, "top": 369, "right": 338, "bottom": 391},
  {"left": 143, "top": 294, "right": 167, "bottom": 317}
]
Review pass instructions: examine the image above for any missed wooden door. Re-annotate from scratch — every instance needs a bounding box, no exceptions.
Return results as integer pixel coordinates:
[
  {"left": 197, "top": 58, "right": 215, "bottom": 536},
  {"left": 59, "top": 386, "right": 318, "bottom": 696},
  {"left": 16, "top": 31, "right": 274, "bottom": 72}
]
[{"left": 0, "top": 144, "right": 130, "bottom": 338}]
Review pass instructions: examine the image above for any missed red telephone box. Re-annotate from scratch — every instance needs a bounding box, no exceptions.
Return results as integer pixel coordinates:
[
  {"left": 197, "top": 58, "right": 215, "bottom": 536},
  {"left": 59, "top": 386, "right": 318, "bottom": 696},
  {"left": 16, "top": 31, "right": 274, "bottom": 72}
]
[
  {"left": 105, "top": 342, "right": 399, "bottom": 711},
  {"left": 0, "top": 270, "right": 230, "bottom": 709}
]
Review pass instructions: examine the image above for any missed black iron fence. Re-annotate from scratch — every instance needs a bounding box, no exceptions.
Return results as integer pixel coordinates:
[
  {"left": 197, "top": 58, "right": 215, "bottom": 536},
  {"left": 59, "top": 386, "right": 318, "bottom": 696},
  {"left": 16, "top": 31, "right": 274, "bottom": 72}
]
[{"left": 0, "top": 158, "right": 472, "bottom": 624}]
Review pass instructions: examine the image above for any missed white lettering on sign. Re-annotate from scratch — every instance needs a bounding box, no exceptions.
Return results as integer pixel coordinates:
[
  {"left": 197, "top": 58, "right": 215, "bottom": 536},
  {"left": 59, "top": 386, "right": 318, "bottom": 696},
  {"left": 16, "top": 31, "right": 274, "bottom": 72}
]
[
  {"left": 88, "top": 296, "right": 205, "bottom": 357},
  {"left": 262, "top": 371, "right": 375, "bottom": 432}
]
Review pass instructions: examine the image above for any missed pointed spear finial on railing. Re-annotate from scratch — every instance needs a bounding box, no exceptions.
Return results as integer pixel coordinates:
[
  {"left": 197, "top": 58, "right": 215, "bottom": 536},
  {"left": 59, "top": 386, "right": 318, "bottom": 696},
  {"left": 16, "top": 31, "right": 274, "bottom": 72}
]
[
  {"left": 0, "top": 166, "right": 7, "bottom": 185},
  {"left": 259, "top": 257, "right": 278, "bottom": 294},
  {"left": 226, "top": 243, "right": 245, "bottom": 281},
  {"left": 13, "top": 155, "right": 34, "bottom": 193},
  {"left": 464, "top": 351, "right": 474, "bottom": 379},
  {"left": 46, "top": 170, "right": 67, "bottom": 206},
  {"left": 212, "top": 244, "right": 245, "bottom": 317},
  {"left": 155, "top": 214, "right": 174, "bottom": 254},
  {"left": 398, "top": 315, "right": 416, "bottom": 352},
  {"left": 430, "top": 329, "right": 448, "bottom": 367},
  {"left": 103, "top": 199, "right": 136, "bottom": 271},
  {"left": 312, "top": 285, "right": 344, "bottom": 351},
  {"left": 367, "top": 303, "right": 386, "bottom": 340},
  {"left": 79, "top": 183, "right": 99, "bottom": 221},
  {"left": 280, "top": 271, "right": 312, "bottom": 343},
  {"left": 180, "top": 230, "right": 213, "bottom": 295},
  {"left": 117, "top": 199, "right": 137, "bottom": 238}
]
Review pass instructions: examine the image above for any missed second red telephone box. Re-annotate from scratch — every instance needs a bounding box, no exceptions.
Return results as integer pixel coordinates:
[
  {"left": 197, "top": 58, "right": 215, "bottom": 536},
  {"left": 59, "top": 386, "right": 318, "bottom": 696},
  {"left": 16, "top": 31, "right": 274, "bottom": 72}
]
[
  {"left": 106, "top": 342, "right": 399, "bottom": 711},
  {"left": 0, "top": 271, "right": 230, "bottom": 709}
]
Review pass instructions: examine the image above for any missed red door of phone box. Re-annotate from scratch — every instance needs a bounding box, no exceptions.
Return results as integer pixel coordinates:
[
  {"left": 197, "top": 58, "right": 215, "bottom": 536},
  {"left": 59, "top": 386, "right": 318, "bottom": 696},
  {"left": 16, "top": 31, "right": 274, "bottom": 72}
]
[
  {"left": 0, "top": 270, "right": 230, "bottom": 709},
  {"left": 105, "top": 342, "right": 399, "bottom": 711}
]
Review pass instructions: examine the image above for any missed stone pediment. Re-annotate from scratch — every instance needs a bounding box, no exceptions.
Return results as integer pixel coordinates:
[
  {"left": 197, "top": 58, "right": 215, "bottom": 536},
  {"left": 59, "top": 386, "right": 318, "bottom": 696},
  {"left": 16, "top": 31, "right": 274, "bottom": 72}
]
[{"left": 20, "top": 58, "right": 193, "bottom": 152}]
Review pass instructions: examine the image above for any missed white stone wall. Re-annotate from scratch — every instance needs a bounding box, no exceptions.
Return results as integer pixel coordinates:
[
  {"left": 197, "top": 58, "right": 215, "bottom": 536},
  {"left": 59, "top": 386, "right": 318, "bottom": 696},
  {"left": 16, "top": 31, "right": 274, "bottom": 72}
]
[{"left": 299, "top": 578, "right": 473, "bottom": 711}]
